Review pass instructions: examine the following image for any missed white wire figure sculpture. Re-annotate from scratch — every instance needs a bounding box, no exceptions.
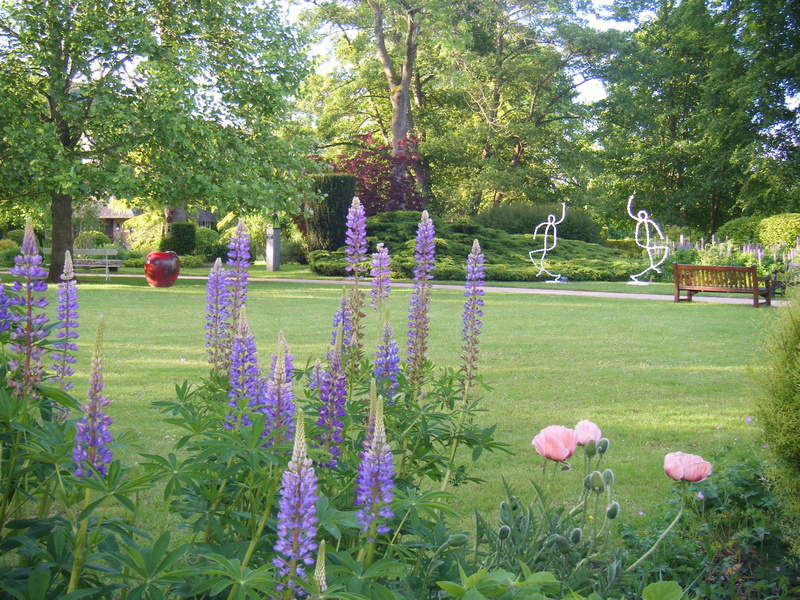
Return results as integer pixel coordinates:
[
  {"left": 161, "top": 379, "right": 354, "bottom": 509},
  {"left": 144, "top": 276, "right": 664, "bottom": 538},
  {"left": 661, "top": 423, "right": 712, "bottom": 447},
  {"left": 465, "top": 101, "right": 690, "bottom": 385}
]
[
  {"left": 627, "top": 194, "right": 669, "bottom": 285},
  {"left": 529, "top": 202, "right": 568, "bottom": 283}
]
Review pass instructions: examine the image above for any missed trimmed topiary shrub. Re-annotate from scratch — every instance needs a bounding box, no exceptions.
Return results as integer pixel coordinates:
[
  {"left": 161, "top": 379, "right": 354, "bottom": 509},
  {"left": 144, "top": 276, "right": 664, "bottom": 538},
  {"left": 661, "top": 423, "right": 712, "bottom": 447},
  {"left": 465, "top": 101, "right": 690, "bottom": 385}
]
[
  {"left": 74, "top": 230, "right": 111, "bottom": 248},
  {"left": 716, "top": 216, "right": 762, "bottom": 243},
  {"left": 758, "top": 214, "right": 800, "bottom": 246},
  {"left": 301, "top": 174, "right": 357, "bottom": 252}
]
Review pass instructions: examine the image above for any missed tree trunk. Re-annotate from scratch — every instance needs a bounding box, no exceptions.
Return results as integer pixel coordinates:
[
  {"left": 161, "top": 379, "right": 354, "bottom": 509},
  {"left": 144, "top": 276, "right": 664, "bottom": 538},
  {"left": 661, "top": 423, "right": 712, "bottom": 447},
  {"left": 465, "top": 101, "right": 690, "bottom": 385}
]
[{"left": 48, "top": 193, "right": 73, "bottom": 283}]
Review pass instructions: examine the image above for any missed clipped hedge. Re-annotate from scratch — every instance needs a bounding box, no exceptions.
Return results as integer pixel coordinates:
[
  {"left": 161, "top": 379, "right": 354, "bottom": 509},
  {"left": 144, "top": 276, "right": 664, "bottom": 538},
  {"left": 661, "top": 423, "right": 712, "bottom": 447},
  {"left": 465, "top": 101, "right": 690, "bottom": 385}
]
[{"left": 758, "top": 214, "right": 800, "bottom": 246}]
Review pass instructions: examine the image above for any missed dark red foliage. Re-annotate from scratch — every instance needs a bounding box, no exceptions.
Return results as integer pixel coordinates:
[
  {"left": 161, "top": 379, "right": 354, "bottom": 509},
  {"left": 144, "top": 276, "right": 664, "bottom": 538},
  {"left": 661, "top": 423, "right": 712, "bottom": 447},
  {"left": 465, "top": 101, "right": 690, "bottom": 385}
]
[{"left": 333, "top": 133, "right": 428, "bottom": 216}]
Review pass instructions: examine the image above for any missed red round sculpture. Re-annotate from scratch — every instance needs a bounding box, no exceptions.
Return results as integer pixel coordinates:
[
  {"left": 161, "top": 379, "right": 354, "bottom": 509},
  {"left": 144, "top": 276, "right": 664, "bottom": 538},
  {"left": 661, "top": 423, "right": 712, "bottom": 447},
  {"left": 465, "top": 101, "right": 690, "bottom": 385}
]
[{"left": 144, "top": 251, "right": 180, "bottom": 288}]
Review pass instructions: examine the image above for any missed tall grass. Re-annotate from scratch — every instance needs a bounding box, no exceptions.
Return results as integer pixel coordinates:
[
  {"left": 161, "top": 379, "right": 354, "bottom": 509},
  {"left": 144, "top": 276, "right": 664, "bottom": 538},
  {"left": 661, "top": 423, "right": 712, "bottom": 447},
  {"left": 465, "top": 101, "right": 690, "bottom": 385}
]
[{"left": 49, "top": 276, "right": 774, "bottom": 530}]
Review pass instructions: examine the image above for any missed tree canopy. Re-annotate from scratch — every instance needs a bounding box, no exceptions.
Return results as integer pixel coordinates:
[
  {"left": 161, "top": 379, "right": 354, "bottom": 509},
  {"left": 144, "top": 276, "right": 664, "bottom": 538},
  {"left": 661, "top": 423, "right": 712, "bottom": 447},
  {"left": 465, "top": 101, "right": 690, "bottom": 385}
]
[{"left": 0, "top": 0, "right": 313, "bottom": 280}]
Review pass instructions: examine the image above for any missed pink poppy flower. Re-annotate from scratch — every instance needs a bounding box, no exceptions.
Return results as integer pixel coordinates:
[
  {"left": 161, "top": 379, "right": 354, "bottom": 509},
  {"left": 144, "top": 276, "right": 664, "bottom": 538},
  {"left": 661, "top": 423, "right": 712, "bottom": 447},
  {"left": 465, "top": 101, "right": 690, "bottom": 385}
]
[
  {"left": 532, "top": 425, "right": 578, "bottom": 461},
  {"left": 574, "top": 420, "right": 602, "bottom": 446},
  {"left": 663, "top": 451, "right": 712, "bottom": 483}
]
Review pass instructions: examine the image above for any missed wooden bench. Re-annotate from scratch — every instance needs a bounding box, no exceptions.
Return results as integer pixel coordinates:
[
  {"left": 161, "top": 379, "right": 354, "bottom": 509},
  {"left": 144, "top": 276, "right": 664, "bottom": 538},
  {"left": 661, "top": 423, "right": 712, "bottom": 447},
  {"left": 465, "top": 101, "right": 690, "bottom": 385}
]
[
  {"left": 43, "top": 248, "right": 122, "bottom": 281},
  {"left": 673, "top": 263, "right": 771, "bottom": 307}
]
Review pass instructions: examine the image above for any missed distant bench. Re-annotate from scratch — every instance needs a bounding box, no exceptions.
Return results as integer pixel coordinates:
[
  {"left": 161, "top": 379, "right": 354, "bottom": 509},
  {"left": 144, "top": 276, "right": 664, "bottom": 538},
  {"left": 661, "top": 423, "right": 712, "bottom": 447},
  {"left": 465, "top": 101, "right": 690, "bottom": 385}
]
[
  {"left": 43, "top": 248, "right": 122, "bottom": 280},
  {"left": 673, "top": 263, "right": 771, "bottom": 307}
]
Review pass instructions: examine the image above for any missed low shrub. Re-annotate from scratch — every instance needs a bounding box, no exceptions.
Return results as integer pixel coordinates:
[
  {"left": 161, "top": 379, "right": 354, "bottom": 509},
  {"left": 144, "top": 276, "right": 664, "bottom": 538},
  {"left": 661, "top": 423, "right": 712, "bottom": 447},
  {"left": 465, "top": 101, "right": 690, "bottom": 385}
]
[
  {"left": 73, "top": 230, "right": 110, "bottom": 248},
  {"left": 177, "top": 254, "right": 205, "bottom": 268}
]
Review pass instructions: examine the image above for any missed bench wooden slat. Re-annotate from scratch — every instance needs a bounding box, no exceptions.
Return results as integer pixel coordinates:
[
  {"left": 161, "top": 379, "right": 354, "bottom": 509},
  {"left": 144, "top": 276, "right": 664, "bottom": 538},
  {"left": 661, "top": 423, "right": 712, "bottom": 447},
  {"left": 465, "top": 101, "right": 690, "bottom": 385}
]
[
  {"left": 41, "top": 248, "right": 121, "bottom": 280},
  {"left": 673, "top": 263, "right": 771, "bottom": 307}
]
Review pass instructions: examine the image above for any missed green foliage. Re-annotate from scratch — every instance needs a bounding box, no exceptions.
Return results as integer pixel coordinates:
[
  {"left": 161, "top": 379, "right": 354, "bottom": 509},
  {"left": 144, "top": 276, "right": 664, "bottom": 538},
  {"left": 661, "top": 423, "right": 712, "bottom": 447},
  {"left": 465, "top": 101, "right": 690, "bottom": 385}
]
[
  {"left": 177, "top": 254, "right": 205, "bottom": 268},
  {"left": 280, "top": 240, "right": 308, "bottom": 264},
  {"left": 301, "top": 174, "right": 357, "bottom": 252},
  {"left": 194, "top": 226, "right": 221, "bottom": 258},
  {"left": 73, "top": 230, "right": 111, "bottom": 248},
  {"left": 757, "top": 296, "right": 800, "bottom": 560},
  {"left": 621, "top": 451, "right": 800, "bottom": 599},
  {"left": 758, "top": 213, "right": 800, "bottom": 245},
  {"left": 0, "top": 240, "right": 20, "bottom": 267},
  {"left": 159, "top": 222, "right": 196, "bottom": 255},
  {"left": 474, "top": 203, "right": 603, "bottom": 244},
  {"left": 310, "top": 212, "right": 640, "bottom": 281},
  {"left": 125, "top": 211, "right": 165, "bottom": 253},
  {"left": 6, "top": 229, "right": 24, "bottom": 246},
  {"left": 715, "top": 216, "right": 763, "bottom": 243}
]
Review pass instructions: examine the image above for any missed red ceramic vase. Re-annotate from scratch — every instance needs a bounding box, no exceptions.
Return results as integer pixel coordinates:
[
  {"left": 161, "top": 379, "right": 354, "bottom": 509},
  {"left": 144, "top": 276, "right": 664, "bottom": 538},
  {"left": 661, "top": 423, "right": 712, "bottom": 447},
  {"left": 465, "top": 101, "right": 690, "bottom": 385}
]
[{"left": 144, "top": 251, "right": 180, "bottom": 288}]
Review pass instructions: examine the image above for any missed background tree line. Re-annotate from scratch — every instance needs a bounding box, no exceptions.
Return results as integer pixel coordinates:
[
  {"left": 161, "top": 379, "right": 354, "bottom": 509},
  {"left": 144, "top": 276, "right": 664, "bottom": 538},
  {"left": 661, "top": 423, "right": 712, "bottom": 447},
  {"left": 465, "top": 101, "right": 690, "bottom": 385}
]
[{"left": 1, "top": 0, "right": 798, "bottom": 277}]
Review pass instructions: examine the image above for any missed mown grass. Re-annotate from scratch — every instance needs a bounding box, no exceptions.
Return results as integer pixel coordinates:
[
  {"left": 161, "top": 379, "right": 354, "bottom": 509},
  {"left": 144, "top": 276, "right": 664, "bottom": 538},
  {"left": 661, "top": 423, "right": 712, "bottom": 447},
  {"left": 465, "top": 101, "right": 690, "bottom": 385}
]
[{"left": 40, "top": 273, "right": 775, "bottom": 533}]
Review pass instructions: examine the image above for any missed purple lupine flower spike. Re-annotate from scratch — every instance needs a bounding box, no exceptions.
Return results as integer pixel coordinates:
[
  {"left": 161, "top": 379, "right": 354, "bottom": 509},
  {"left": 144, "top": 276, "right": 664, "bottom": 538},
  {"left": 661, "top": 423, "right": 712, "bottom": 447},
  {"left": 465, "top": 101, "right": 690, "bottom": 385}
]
[
  {"left": 264, "top": 331, "right": 295, "bottom": 445},
  {"left": 345, "top": 197, "right": 368, "bottom": 279},
  {"left": 406, "top": 211, "right": 435, "bottom": 391},
  {"left": 52, "top": 251, "right": 79, "bottom": 393},
  {"left": 274, "top": 412, "right": 319, "bottom": 597},
  {"left": 205, "top": 258, "right": 230, "bottom": 376},
  {"left": 344, "top": 198, "right": 368, "bottom": 362},
  {"left": 355, "top": 399, "right": 394, "bottom": 541},
  {"left": 73, "top": 318, "right": 113, "bottom": 478},
  {"left": 220, "top": 219, "right": 250, "bottom": 373},
  {"left": 7, "top": 219, "right": 49, "bottom": 401},
  {"left": 460, "top": 240, "right": 485, "bottom": 392},
  {"left": 225, "top": 307, "right": 262, "bottom": 428},
  {"left": 0, "top": 281, "right": 11, "bottom": 334},
  {"left": 315, "top": 336, "right": 346, "bottom": 468},
  {"left": 373, "top": 319, "right": 400, "bottom": 400},
  {"left": 370, "top": 243, "right": 391, "bottom": 312}
]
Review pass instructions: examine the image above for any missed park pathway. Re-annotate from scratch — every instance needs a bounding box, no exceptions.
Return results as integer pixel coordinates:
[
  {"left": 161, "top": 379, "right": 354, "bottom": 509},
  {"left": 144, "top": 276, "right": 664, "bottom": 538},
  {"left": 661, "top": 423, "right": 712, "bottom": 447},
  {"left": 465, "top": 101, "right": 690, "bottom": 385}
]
[{"left": 176, "top": 274, "right": 787, "bottom": 307}]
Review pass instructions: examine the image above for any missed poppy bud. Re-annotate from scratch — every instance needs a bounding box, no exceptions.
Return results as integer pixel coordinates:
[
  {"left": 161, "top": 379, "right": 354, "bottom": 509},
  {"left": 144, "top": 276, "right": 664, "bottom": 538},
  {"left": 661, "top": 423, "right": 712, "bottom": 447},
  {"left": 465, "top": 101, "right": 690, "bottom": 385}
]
[
  {"left": 596, "top": 438, "right": 610, "bottom": 454},
  {"left": 584, "top": 438, "right": 597, "bottom": 458},
  {"left": 498, "top": 525, "right": 511, "bottom": 541},
  {"left": 606, "top": 501, "right": 620, "bottom": 520},
  {"left": 603, "top": 468, "right": 615, "bottom": 485},
  {"left": 554, "top": 534, "right": 571, "bottom": 554},
  {"left": 583, "top": 474, "right": 592, "bottom": 490},
  {"left": 570, "top": 527, "right": 583, "bottom": 544},
  {"left": 447, "top": 533, "right": 470, "bottom": 547},
  {"left": 590, "top": 470, "right": 605, "bottom": 494}
]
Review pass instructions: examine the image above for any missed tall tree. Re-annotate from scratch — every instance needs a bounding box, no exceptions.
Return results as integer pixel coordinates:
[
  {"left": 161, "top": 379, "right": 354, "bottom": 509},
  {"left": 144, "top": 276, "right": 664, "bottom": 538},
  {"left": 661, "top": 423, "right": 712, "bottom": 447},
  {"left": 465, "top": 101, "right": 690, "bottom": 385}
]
[
  {"left": 0, "top": 0, "right": 311, "bottom": 281},
  {"left": 593, "top": 0, "right": 763, "bottom": 234}
]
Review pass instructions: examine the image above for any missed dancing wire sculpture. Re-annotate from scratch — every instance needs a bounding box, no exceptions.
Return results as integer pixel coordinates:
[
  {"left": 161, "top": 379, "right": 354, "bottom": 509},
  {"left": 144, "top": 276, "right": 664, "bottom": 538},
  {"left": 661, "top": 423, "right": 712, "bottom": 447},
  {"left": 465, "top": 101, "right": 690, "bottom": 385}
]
[
  {"left": 529, "top": 202, "right": 568, "bottom": 283},
  {"left": 627, "top": 194, "right": 669, "bottom": 284}
]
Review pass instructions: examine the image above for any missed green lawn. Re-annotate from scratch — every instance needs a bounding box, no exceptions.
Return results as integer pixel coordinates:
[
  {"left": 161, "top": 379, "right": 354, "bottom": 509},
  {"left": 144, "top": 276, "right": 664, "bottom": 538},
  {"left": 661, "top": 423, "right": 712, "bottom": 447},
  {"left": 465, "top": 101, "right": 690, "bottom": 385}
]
[{"left": 41, "top": 273, "right": 775, "bottom": 532}]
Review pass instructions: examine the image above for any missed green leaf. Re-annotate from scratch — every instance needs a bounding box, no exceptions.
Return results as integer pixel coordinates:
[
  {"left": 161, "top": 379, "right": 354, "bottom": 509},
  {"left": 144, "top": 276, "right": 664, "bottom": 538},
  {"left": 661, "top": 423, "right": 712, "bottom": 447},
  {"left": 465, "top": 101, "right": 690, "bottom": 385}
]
[{"left": 642, "top": 581, "right": 684, "bottom": 600}]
